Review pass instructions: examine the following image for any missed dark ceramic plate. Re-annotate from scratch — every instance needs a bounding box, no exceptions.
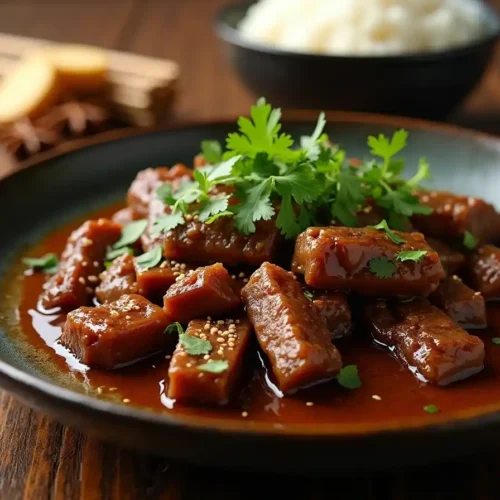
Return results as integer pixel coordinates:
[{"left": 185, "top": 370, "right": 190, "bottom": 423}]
[
  {"left": 3, "top": 113, "right": 500, "bottom": 473},
  {"left": 216, "top": 1, "right": 500, "bottom": 119}
]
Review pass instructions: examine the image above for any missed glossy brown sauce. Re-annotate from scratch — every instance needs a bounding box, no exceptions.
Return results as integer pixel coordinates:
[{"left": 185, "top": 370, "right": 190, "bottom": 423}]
[{"left": 10, "top": 204, "right": 500, "bottom": 433}]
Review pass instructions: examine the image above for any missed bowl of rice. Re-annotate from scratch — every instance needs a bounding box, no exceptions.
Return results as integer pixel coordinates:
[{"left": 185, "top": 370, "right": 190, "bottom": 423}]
[{"left": 216, "top": 0, "right": 500, "bottom": 118}]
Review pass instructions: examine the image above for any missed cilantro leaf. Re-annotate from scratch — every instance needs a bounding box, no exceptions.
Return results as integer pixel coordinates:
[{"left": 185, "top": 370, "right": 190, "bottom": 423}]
[
  {"left": 276, "top": 195, "right": 300, "bottom": 238},
  {"left": 134, "top": 245, "right": 163, "bottom": 270},
  {"left": 369, "top": 219, "right": 404, "bottom": 244},
  {"left": 379, "top": 189, "right": 432, "bottom": 217},
  {"left": 198, "top": 196, "right": 230, "bottom": 223},
  {"left": 197, "top": 360, "right": 229, "bottom": 373},
  {"left": 165, "top": 322, "right": 184, "bottom": 335},
  {"left": 156, "top": 183, "right": 176, "bottom": 205},
  {"left": 369, "top": 257, "right": 397, "bottom": 278},
  {"left": 303, "top": 290, "right": 314, "bottom": 302},
  {"left": 23, "top": 253, "right": 59, "bottom": 274},
  {"left": 206, "top": 156, "right": 240, "bottom": 182},
  {"left": 492, "top": 338, "right": 500, "bottom": 345},
  {"left": 152, "top": 212, "right": 185, "bottom": 236},
  {"left": 234, "top": 178, "right": 274, "bottom": 234},
  {"left": 201, "top": 140, "right": 222, "bottom": 164},
  {"left": 113, "top": 219, "right": 148, "bottom": 249},
  {"left": 407, "top": 157, "right": 431, "bottom": 186},
  {"left": 226, "top": 98, "right": 297, "bottom": 162},
  {"left": 463, "top": 231, "right": 477, "bottom": 250},
  {"left": 368, "top": 129, "right": 408, "bottom": 164},
  {"left": 106, "top": 246, "right": 134, "bottom": 262},
  {"left": 300, "top": 111, "right": 326, "bottom": 159},
  {"left": 275, "top": 165, "right": 322, "bottom": 204},
  {"left": 179, "top": 333, "right": 212, "bottom": 356},
  {"left": 396, "top": 250, "right": 428, "bottom": 262},
  {"left": 331, "top": 173, "right": 365, "bottom": 227},
  {"left": 337, "top": 365, "right": 361, "bottom": 389},
  {"left": 424, "top": 405, "right": 439, "bottom": 414}
]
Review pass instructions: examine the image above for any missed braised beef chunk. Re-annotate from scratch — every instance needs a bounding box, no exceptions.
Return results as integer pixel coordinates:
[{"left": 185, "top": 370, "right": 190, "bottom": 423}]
[
  {"left": 111, "top": 207, "right": 135, "bottom": 226},
  {"left": 145, "top": 202, "right": 281, "bottom": 266},
  {"left": 412, "top": 190, "right": 500, "bottom": 243},
  {"left": 95, "top": 253, "right": 138, "bottom": 303},
  {"left": 167, "top": 317, "right": 252, "bottom": 405},
  {"left": 430, "top": 276, "right": 486, "bottom": 329},
  {"left": 292, "top": 227, "right": 444, "bottom": 297},
  {"left": 127, "top": 165, "right": 193, "bottom": 219},
  {"left": 242, "top": 263, "right": 342, "bottom": 394},
  {"left": 312, "top": 293, "right": 352, "bottom": 339},
  {"left": 365, "top": 299, "right": 484, "bottom": 385},
  {"left": 135, "top": 261, "right": 181, "bottom": 303},
  {"left": 426, "top": 237, "right": 465, "bottom": 276},
  {"left": 41, "top": 219, "right": 122, "bottom": 310},
  {"left": 466, "top": 244, "right": 500, "bottom": 300},
  {"left": 62, "top": 294, "right": 170, "bottom": 369},
  {"left": 164, "top": 263, "right": 241, "bottom": 323}
]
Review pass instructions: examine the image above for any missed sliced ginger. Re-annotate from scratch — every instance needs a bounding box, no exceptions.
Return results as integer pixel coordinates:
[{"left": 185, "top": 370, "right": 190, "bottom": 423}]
[
  {"left": 44, "top": 44, "right": 109, "bottom": 94},
  {"left": 0, "top": 53, "right": 60, "bottom": 125}
]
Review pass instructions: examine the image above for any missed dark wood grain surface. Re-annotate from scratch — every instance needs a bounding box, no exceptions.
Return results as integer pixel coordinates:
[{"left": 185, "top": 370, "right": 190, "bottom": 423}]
[{"left": 2, "top": 0, "right": 500, "bottom": 498}]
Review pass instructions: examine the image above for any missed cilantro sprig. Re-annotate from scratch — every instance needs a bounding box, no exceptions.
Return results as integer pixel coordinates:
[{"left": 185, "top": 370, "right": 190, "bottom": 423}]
[
  {"left": 23, "top": 253, "right": 59, "bottom": 274},
  {"left": 152, "top": 98, "right": 433, "bottom": 239}
]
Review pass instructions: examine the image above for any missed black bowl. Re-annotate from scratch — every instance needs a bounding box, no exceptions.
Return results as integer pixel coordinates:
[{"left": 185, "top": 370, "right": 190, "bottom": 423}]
[{"left": 216, "top": 1, "right": 500, "bottom": 119}]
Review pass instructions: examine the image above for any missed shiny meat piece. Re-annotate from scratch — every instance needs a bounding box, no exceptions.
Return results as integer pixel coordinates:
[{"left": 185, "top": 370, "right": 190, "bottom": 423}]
[
  {"left": 167, "top": 317, "right": 252, "bottom": 405},
  {"left": 312, "top": 292, "right": 352, "bottom": 339},
  {"left": 241, "top": 263, "right": 342, "bottom": 394},
  {"left": 292, "top": 227, "right": 444, "bottom": 297},
  {"left": 62, "top": 294, "right": 171, "bottom": 369},
  {"left": 135, "top": 260, "right": 194, "bottom": 303},
  {"left": 127, "top": 165, "right": 193, "bottom": 219},
  {"left": 163, "top": 263, "right": 241, "bottom": 323},
  {"left": 145, "top": 197, "right": 281, "bottom": 266},
  {"left": 466, "top": 244, "right": 500, "bottom": 300},
  {"left": 111, "top": 207, "right": 135, "bottom": 226},
  {"left": 95, "top": 253, "right": 138, "bottom": 303},
  {"left": 41, "top": 219, "right": 122, "bottom": 310},
  {"left": 412, "top": 190, "right": 500, "bottom": 243},
  {"left": 365, "top": 299, "right": 484, "bottom": 385},
  {"left": 429, "top": 276, "right": 486, "bottom": 329},
  {"left": 426, "top": 237, "right": 465, "bottom": 276}
]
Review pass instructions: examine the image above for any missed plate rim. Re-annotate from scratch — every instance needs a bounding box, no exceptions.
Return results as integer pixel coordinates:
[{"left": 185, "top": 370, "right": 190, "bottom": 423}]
[{"left": 3, "top": 111, "right": 500, "bottom": 442}]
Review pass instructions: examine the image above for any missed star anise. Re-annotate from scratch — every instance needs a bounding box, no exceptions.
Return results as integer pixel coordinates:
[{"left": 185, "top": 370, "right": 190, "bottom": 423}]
[
  {"left": 0, "top": 118, "right": 61, "bottom": 160},
  {"left": 36, "top": 100, "right": 111, "bottom": 137}
]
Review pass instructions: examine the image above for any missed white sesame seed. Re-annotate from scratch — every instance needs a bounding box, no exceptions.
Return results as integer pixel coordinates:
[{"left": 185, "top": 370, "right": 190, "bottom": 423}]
[
  {"left": 110, "top": 310, "right": 119, "bottom": 318},
  {"left": 87, "top": 275, "right": 98, "bottom": 283},
  {"left": 123, "top": 398, "right": 131, "bottom": 404},
  {"left": 231, "top": 275, "right": 236, "bottom": 279},
  {"left": 372, "top": 395, "right": 382, "bottom": 401},
  {"left": 109, "top": 387, "right": 117, "bottom": 392},
  {"left": 82, "top": 261, "right": 88, "bottom": 267},
  {"left": 217, "top": 337, "right": 225, "bottom": 343},
  {"left": 236, "top": 320, "right": 240, "bottom": 324},
  {"left": 97, "top": 387, "right": 103, "bottom": 394},
  {"left": 306, "top": 402, "right": 314, "bottom": 407},
  {"left": 210, "top": 327, "right": 218, "bottom": 335},
  {"left": 204, "top": 324, "right": 210, "bottom": 331},
  {"left": 238, "top": 272, "right": 245, "bottom": 278},
  {"left": 93, "top": 261, "right": 99, "bottom": 268},
  {"left": 78, "top": 277, "right": 86, "bottom": 285},
  {"left": 186, "top": 363, "right": 192, "bottom": 368},
  {"left": 203, "top": 354, "right": 210, "bottom": 360},
  {"left": 243, "top": 278, "right": 249, "bottom": 283},
  {"left": 125, "top": 315, "right": 131, "bottom": 320},
  {"left": 241, "top": 411, "right": 248, "bottom": 418}
]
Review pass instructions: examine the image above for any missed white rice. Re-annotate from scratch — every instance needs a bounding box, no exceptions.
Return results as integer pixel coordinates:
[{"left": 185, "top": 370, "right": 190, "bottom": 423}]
[{"left": 238, "top": 0, "right": 490, "bottom": 55}]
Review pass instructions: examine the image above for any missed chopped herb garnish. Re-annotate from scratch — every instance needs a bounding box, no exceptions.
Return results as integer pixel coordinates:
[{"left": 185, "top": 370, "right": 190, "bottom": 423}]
[
  {"left": 303, "top": 290, "right": 314, "bottom": 302},
  {"left": 369, "top": 219, "right": 404, "bottom": 245},
  {"left": 424, "top": 405, "right": 439, "bottom": 414},
  {"left": 201, "top": 140, "right": 223, "bottom": 164},
  {"left": 336, "top": 365, "right": 361, "bottom": 389},
  {"left": 165, "top": 322, "right": 184, "bottom": 335},
  {"left": 463, "top": 230, "right": 477, "bottom": 250},
  {"left": 23, "top": 253, "right": 59, "bottom": 274},
  {"left": 134, "top": 245, "right": 162, "bottom": 270},
  {"left": 112, "top": 219, "right": 147, "bottom": 249},
  {"left": 368, "top": 257, "right": 397, "bottom": 279},
  {"left": 395, "top": 250, "right": 428, "bottom": 263},
  {"left": 179, "top": 333, "right": 212, "bottom": 356},
  {"left": 149, "top": 98, "right": 433, "bottom": 239},
  {"left": 151, "top": 212, "right": 186, "bottom": 236},
  {"left": 493, "top": 338, "right": 500, "bottom": 345},
  {"left": 105, "top": 246, "right": 134, "bottom": 262},
  {"left": 197, "top": 360, "right": 229, "bottom": 373}
]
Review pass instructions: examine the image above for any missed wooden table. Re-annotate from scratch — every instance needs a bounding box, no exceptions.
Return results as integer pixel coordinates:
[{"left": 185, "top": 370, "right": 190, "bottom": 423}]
[{"left": 2, "top": 1, "right": 500, "bottom": 498}]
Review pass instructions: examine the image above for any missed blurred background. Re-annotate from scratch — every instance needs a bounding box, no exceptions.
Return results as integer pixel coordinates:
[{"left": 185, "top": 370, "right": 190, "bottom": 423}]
[{"left": 1, "top": 0, "right": 500, "bottom": 176}]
